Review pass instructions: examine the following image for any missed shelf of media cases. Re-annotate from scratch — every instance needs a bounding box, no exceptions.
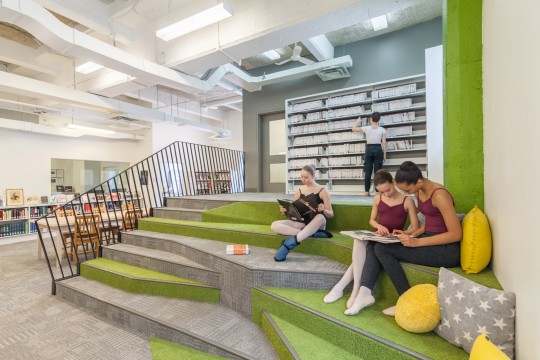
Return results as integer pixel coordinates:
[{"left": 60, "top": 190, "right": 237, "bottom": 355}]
[{"left": 286, "top": 74, "right": 429, "bottom": 194}]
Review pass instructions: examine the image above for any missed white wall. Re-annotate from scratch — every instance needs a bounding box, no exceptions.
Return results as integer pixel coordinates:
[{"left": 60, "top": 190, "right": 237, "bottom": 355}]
[
  {"left": 0, "top": 128, "right": 152, "bottom": 201},
  {"left": 483, "top": 1, "right": 540, "bottom": 358},
  {"left": 151, "top": 110, "right": 243, "bottom": 152}
]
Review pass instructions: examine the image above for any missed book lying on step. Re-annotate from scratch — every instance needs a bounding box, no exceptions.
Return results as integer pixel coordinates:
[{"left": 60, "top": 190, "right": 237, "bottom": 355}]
[
  {"left": 340, "top": 230, "right": 402, "bottom": 243},
  {"left": 226, "top": 244, "right": 250, "bottom": 255}
]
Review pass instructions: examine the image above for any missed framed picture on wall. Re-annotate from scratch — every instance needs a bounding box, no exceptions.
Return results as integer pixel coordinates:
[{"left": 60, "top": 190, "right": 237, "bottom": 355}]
[
  {"left": 56, "top": 185, "right": 65, "bottom": 192},
  {"left": 6, "top": 189, "right": 24, "bottom": 206},
  {"left": 64, "top": 185, "right": 73, "bottom": 193},
  {"left": 40, "top": 196, "right": 49, "bottom": 204}
]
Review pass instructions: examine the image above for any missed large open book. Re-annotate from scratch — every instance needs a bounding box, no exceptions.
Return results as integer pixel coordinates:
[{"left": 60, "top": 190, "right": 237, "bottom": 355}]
[
  {"left": 277, "top": 199, "right": 306, "bottom": 222},
  {"left": 340, "top": 230, "right": 402, "bottom": 244}
]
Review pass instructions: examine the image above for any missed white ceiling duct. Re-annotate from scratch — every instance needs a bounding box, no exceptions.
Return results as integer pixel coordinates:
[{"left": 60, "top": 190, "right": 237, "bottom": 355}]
[
  {"left": 0, "top": 71, "right": 230, "bottom": 136},
  {"left": 0, "top": 0, "right": 353, "bottom": 95}
]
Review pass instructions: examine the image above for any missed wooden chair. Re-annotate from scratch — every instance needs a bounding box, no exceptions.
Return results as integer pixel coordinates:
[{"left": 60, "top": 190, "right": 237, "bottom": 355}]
[
  {"left": 122, "top": 208, "right": 143, "bottom": 231},
  {"left": 70, "top": 214, "right": 100, "bottom": 262},
  {"left": 56, "top": 209, "right": 75, "bottom": 258},
  {"left": 97, "top": 209, "right": 120, "bottom": 245}
]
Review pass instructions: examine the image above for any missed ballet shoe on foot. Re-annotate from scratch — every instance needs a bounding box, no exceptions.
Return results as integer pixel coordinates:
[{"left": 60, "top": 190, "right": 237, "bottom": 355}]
[
  {"left": 323, "top": 289, "right": 343, "bottom": 303},
  {"left": 383, "top": 305, "right": 396, "bottom": 317},
  {"left": 344, "top": 294, "right": 375, "bottom": 316}
]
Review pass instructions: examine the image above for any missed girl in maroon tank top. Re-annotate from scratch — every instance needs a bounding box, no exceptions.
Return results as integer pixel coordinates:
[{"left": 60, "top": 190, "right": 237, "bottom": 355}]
[{"left": 324, "top": 170, "right": 419, "bottom": 315}]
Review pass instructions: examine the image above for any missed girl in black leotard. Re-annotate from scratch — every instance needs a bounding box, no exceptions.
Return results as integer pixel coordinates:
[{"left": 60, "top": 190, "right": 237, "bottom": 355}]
[{"left": 272, "top": 165, "right": 334, "bottom": 261}]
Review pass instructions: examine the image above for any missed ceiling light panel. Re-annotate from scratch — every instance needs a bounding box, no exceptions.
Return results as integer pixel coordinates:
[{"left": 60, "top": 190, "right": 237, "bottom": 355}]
[
  {"left": 371, "top": 15, "right": 388, "bottom": 31},
  {"left": 75, "top": 61, "right": 104, "bottom": 74},
  {"left": 156, "top": 3, "right": 233, "bottom": 41}
]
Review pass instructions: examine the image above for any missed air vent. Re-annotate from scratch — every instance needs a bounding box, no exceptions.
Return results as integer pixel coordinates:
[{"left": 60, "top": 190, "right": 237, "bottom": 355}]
[
  {"left": 110, "top": 115, "right": 137, "bottom": 121},
  {"left": 316, "top": 66, "right": 351, "bottom": 81}
]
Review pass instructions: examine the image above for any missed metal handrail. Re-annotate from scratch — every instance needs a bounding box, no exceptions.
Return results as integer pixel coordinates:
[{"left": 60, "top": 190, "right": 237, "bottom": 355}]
[{"left": 36, "top": 141, "right": 245, "bottom": 294}]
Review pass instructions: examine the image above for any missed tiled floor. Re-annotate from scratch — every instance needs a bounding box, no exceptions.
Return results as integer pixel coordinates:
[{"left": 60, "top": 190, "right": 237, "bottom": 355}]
[{"left": 0, "top": 238, "right": 153, "bottom": 360}]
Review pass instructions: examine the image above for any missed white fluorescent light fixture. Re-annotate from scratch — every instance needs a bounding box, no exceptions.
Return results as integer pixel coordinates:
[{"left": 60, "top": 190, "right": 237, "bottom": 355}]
[
  {"left": 75, "top": 61, "right": 104, "bottom": 74},
  {"left": 68, "top": 123, "right": 115, "bottom": 134},
  {"left": 263, "top": 50, "right": 281, "bottom": 60},
  {"left": 156, "top": 3, "right": 233, "bottom": 41},
  {"left": 371, "top": 15, "right": 388, "bottom": 31}
]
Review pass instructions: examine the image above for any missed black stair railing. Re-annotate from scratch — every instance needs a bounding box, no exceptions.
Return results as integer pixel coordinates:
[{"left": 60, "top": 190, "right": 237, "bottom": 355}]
[{"left": 36, "top": 141, "right": 245, "bottom": 294}]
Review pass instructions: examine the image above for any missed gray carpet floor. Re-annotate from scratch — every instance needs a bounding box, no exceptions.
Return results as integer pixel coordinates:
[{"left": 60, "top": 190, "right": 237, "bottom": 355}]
[{"left": 0, "top": 237, "right": 153, "bottom": 360}]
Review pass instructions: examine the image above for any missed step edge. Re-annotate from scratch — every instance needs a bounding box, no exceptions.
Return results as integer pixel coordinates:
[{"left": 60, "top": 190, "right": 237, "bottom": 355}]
[
  {"left": 254, "top": 287, "right": 431, "bottom": 360},
  {"left": 125, "top": 231, "right": 346, "bottom": 276},
  {"left": 105, "top": 244, "right": 220, "bottom": 274},
  {"left": 56, "top": 279, "right": 255, "bottom": 360},
  {"left": 262, "top": 310, "right": 301, "bottom": 360},
  {"left": 82, "top": 262, "right": 217, "bottom": 289}
]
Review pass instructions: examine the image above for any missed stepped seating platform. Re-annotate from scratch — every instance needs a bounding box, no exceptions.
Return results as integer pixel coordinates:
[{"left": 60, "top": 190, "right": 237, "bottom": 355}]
[{"left": 55, "top": 194, "right": 502, "bottom": 359}]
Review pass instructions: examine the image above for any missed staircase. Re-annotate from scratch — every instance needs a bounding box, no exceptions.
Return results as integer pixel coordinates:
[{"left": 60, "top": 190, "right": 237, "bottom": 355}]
[{"left": 55, "top": 196, "right": 474, "bottom": 359}]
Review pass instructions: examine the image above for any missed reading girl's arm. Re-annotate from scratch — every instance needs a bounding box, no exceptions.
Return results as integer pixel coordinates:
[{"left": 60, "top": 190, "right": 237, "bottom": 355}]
[
  {"left": 408, "top": 190, "right": 462, "bottom": 247},
  {"left": 403, "top": 197, "right": 419, "bottom": 235},
  {"left": 369, "top": 195, "right": 389, "bottom": 235},
  {"left": 318, "top": 188, "right": 334, "bottom": 218}
]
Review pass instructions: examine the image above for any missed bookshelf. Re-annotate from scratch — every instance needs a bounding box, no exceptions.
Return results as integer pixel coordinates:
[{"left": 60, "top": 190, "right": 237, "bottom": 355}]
[
  {"left": 195, "top": 171, "right": 232, "bottom": 195},
  {"left": 0, "top": 204, "right": 60, "bottom": 238},
  {"left": 286, "top": 74, "right": 428, "bottom": 195}
]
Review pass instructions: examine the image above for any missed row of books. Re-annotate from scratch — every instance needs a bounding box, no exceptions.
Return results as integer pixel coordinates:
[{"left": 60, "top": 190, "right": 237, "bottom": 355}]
[
  {"left": 288, "top": 158, "right": 318, "bottom": 169},
  {"left": 327, "top": 92, "right": 368, "bottom": 106},
  {"left": 29, "top": 206, "right": 55, "bottom": 218},
  {"left": 288, "top": 99, "right": 324, "bottom": 113},
  {"left": 387, "top": 139, "right": 413, "bottom": 150},
  {"left": 328, "top": 143, "right": 366, "bottom": 155},
  {"left": 372, "top": 83, "right": 417, "bottom": 100},
  {"left": 289, "top": 155, "right": 363, "bottom": 169},
  {"left": 288, "top": 146, "right": 325, "bottom": 158},
  {"left": 0, "top": 208, "right": 27, "bottom": 221},
  {"left": 0, "top": 222, "right": 27, "bottom": 237},
  {"left": 290, "top": 122, "right": 327, "bottom": 134},
  {"left": 328, "top": 168, "right": 363, "bottom": 179},
  {"left": 328, "top": 131, "right": 364, "bottom": 143},
  {"left": 289, "top": 169, "right": 323, "bottom": 180},
  {"left": 292, "top": 134, "right": 328, "bottom": 146},
  {"left": 385, "top": 126, "right": 413, "bottom": 137},
  {"left": 372, "top": 98, "right": 413, "bottom": 112}
]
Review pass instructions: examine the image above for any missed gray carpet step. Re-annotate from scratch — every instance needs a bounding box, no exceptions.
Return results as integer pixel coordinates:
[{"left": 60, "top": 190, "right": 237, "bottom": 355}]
[
  {"left": 120, "top": 230, "right": 347, "bottom": 317},
  {"left": 153, "top": 207, "right": 204, "bottom": 221},
  {"left": 103, "top": 243, "right": 221, "bottom": 287},
  {"left": 165, "top": 197, "right": 235, "bottom": 210},
  {"left": 56, "top": 277, "right": 278, "bottom": 360}
]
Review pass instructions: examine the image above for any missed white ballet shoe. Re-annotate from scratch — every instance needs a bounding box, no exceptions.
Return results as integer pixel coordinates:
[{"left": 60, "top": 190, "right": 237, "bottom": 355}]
[
  {"left": 323, "top": 289, "right": 343, "bottom": 303},
  {"left": 344, "top": 294, "right": 375, "bottom": 316},
  {"left": 382, "top": 305, "right": 396, "bottom": 316}
]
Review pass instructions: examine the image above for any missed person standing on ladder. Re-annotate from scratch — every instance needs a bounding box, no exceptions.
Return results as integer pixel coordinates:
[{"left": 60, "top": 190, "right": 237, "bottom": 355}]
[{"left": 352, "top": 112, "right": 386, "bottom": 196}]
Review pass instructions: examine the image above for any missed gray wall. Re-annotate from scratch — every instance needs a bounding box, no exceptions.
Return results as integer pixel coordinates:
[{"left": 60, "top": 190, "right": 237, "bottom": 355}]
[{"left": 242, "top": 18, "right": 442, "bottom": 192}]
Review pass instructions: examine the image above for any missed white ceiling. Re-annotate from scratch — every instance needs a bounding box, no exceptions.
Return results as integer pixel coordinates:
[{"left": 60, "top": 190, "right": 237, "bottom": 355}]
[{"left": 0, "top": 0, "right": 441, "bottom": 139}]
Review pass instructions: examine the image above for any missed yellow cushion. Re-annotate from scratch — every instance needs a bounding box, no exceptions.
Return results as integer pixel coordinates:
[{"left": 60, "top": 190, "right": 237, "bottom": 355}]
[
  {"left": 461, "top": 206, "right": 492, "bottom": 274},
  {"left": 395, "top": 284, "right": 440, "bottom": 333},
  {"left": 469, "top": 334, "right": 510, "bottom": 360}
]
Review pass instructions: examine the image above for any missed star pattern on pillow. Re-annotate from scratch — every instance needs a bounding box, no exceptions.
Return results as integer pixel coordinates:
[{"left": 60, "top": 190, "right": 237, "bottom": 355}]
[{"left": 434, "top": 268, "right": 516, "bottom": 358}]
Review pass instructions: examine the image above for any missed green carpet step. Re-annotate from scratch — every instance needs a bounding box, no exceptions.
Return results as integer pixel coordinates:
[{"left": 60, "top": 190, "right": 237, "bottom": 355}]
[
  {"left": 165, "top": 197, "right": 235, "bottom": 210},
  {"left": 56, "top": 277, "right": 277, "bottom": 359},
  {"left": 262, "top": 310, "right": 362, "bottom": 360},
  {"left": 149, "top": 337, "right": 226, "bottom": 360},
  {"left": 153, "top": 207, "right": 204, "bottom": 221},
  {"left": 137, "top": 217, "right": 355, "bottom": 264},
  {"left": 252, "top": 287, "right": 469, "bottom": 360},
  {"left": 136, "top": 217, "right": 502, "bottom": 292},
  {"left": 80, "top": 258, "right": 220, "bottom": 303},
  {"left": 102, "top": 243, "right": 221, "bottom": 287}
]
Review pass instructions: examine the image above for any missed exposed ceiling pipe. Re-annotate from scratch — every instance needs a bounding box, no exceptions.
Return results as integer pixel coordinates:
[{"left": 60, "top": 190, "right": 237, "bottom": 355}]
[
  {"left": 0, "top": 0, "right": 353, "bottom": 95},
  {"left": 0, "top": 71, "right": 230, "bottom": 135}
]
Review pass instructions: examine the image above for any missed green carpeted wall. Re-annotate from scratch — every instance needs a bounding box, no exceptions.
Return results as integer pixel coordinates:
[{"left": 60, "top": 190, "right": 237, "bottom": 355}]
[{"left": 443, "top": 0, "right": 484, "bottom": 213}]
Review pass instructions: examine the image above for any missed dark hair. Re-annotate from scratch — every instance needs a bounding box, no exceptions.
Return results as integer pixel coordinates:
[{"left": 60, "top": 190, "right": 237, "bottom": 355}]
[
  {"left": 373, "top": 169, "right": 393, "bottom": 186},
  {"left": 395, "top": 161, "right": 423, "bottom": 185},
  {"left": 371, "top": 112, "right": 381, "bottom": 123},
  {"left": 302, "top": 164, "right": 316, "bottom": 177}
]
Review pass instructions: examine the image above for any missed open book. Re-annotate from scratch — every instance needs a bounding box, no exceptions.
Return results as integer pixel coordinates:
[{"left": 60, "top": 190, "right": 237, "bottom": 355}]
[
  {"left": 277, "top": 199, "right": 306, "bottom": 222},
  {"left": 340, "top": 230, "right": 402, "bottom": 244}
]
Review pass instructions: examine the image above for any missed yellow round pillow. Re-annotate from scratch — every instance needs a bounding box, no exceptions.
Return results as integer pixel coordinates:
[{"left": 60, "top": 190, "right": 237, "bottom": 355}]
[
  {"left": 461, "top": 206, "right": 492, "bottom": 274},
  {"left": 395, "top": 284, "right": 440, "bottom": 333}
]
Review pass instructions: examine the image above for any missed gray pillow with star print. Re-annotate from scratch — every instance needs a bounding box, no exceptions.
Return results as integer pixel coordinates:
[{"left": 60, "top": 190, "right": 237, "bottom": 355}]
[{"left": 434, "top": 268, "right": 515, "bottom": 358}]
